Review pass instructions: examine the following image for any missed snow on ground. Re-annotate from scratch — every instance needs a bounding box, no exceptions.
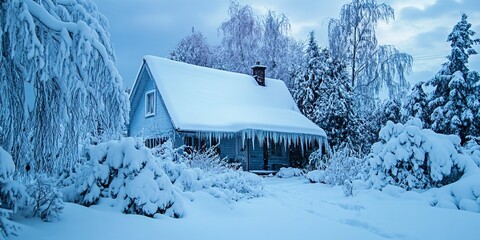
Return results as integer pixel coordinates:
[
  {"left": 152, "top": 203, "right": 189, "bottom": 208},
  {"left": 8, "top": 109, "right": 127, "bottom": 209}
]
[{"left": 13, "top": 177, "right": 480, "bottom": 240}]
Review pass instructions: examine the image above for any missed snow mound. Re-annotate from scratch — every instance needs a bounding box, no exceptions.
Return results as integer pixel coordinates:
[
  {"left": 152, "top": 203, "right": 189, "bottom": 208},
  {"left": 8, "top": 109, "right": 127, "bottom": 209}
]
[
  {"left": 306, "top": 170, "right": 326, "bottom": 183},
  {"left": 369, "top": 119, "right": 463, "bottom": 190},
  {"left": 63, "top": 137, "right": 184, "bottom": 218},
  {"left": 430, "top": 169, "right": 480, "bottom": 213},
  {"left": 0, "top": 147, "right": 15, "bottom": 180},
  {"left": 276, "top": 167, "right": 304, "bottom": 178}
]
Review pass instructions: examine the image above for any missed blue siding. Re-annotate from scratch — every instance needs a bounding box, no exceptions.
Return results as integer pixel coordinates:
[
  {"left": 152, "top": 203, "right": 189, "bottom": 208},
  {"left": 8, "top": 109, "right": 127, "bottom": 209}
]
[
  {"left": 247, "top": 138, "right": 289, "bottom": 171},
  {"left": 219, "top": 137, "right": 237, "bottom": 162},
  {"left": 129, "top": 65, "right": 174, "bottom": 138}
]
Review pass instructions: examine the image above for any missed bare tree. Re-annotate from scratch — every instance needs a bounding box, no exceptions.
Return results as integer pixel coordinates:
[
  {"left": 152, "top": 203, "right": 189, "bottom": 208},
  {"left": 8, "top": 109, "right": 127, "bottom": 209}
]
[
  {"left": 217, "top": 1, "right": 261, "bottom": 73},
  {"left": 328, "top": 0, "right": 412, "bottom": 105},
  {"left": 169, "top": 28, "right": 212, "bottom": 67}
]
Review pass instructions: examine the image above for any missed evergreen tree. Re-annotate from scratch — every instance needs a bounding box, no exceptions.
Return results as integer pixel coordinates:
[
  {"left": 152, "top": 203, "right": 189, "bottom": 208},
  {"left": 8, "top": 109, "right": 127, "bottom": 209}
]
[
  {"left": 314, "top": 48, "right": 360, "bottom": 150},
  {"left": 402, "top": 82, "right": 429, "bottom": 124},
  {"left": 426, "top": 14, "right": 480, "bottom": 142},
  {"left": 292, "top": 31, "right": 322, "bottom": 120}
]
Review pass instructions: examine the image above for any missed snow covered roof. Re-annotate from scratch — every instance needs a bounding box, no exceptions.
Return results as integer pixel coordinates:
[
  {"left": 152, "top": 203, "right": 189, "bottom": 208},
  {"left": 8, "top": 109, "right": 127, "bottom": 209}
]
[{"left": 141, "top": 56, "right": 326, "bottom": 142}]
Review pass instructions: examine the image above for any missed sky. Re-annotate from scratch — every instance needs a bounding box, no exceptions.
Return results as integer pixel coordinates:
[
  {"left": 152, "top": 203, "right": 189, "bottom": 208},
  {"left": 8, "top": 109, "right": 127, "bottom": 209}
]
[{"left": 92, "top": 0, "right": 480, "bottom": 90}]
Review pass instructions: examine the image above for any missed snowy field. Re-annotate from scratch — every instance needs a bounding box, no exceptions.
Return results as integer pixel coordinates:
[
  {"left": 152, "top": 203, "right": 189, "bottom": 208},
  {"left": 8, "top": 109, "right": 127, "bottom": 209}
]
[{"left": 13, "top": 177, "right": 480, "bottom": 240}]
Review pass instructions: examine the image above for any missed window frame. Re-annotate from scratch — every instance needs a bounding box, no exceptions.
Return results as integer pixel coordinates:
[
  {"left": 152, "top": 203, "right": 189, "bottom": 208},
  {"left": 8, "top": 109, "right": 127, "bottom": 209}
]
[
  {"left": 270, "top": 142, "right": 284, "bottom": 158},
  {"left": 145, "top": 90, "right": 156, "bottom": 117}
]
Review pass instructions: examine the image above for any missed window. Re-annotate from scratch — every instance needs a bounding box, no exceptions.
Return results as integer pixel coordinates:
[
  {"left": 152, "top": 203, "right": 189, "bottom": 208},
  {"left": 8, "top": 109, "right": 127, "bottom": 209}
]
[
  {"left": 145, "top": 90, "right": 155, "bottom": 117},
  {"left": 270, "top": 143, "right": 284, "bottom": 157}
]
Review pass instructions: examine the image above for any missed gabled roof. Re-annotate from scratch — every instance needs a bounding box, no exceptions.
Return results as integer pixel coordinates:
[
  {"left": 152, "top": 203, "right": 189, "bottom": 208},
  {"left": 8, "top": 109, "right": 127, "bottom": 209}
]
[{"left": 134, "top": 56, "right": 326, "bottom": 141}]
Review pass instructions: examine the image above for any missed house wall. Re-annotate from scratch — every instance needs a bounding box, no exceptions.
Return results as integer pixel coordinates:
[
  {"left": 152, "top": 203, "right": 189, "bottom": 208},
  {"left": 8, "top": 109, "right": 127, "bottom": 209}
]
[
  {"left": 247, "top": 138, "right": 289, "bottom": 171},
  {"left": 218, "top": 137, "right": 237, "bottom": 162},
  {"left": 129, "top": 65, "right": 174, "bottom": 138}
]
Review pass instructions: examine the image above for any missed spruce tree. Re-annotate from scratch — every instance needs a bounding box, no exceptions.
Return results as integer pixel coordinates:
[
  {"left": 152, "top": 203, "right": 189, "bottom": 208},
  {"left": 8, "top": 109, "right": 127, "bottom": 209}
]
[
  {"left": 427, "top": 14, "right": 480, "bottom": 142},
  {"left": 402, "top": 82, "right": 429, "bottom": 124},
  {"left": 314, "top": 48, "right": 360, "bottom": 150},
  {"left": 292, "top": 31, "right": 322, "bottom": 120}
]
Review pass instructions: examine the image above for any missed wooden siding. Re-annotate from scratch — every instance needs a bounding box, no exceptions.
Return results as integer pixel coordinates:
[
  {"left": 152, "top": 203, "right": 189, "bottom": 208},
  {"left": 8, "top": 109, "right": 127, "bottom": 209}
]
[
  {"left": 218, "top": 137, "right": 237, "bottom": 162},
  {"left": 129, "top": 64, "right": 174, "bottom": 138},
  {"left": 247, "top": 138, "right": 289, "bottom": 171}
]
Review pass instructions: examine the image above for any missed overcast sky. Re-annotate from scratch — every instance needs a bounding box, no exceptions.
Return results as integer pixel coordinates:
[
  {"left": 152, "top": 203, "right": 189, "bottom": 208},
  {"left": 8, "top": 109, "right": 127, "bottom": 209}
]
[{"left": 92, "top": 0, "right": 480, "bottom": 90}]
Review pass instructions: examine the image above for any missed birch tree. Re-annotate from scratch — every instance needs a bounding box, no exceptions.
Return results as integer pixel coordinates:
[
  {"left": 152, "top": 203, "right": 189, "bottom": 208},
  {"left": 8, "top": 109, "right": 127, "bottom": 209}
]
[
  {"left": 169, "top": 29, "right": 212, "bottom": 67},
  {"left": 217, "top": 1, "right": 261, "bottom": 74},
  {"left": 0, "top": 0, "right": 129, "bottom": 174},
  {"left": 328, "top": 0, "right": 412, "bottom": 106}
]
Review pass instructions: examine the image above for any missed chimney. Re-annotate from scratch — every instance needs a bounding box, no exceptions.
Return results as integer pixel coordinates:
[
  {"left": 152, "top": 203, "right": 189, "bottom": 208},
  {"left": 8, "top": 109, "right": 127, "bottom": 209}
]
[{"left": 251, "top": 61, "right": 266, "bottom": 86}]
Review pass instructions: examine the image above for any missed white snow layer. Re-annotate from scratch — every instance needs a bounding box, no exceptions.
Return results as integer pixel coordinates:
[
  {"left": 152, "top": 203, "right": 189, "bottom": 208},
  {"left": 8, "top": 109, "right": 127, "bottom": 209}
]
[
  {"left": 15, "top": 177, "right": 480, "bottom": 240},
  {"left": 141, "top": 56, "right": 326, "bottom": 145},
  {"left": 0, "top": 146, "right": 15, "bottom": 179}
]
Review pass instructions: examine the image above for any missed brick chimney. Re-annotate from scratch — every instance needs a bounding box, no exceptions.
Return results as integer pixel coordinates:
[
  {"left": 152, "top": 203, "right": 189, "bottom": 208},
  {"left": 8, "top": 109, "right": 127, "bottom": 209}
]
[{"left": 251, "top": 61, "right": 266, "bottom": 86}]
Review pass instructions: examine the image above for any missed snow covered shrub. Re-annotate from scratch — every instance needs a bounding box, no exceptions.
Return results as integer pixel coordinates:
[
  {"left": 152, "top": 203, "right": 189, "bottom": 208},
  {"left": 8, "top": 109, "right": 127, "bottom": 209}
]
[
  {"left": 63, "top": 138, "right": 184, "bottom": 218},
  {"left": 174, "top": 168, "right": 205, "bottom": 192},
  {"left": 308, "top": 145, "right": 365, "bottom": 186},
  {"left": 429, "top": 157, "right": 480, "bottom": 213},
  {"left": 181, "top": 145, "right": 240, "bottom": 173},
  {"left": 306, "top": 170, "right": 326, "bottom": 183},
  {"left": 308, "top": 148, "right": 326, "bottom": 170},
  {"left": 0, "top": 207, "right": 18, "bottom": 239},
  {"left": 368, "top": 119, "right": 464, "bottom": 190},
  {"left": 342, "top": 180, "right": 354, "bottom": 197},
  {"left": 464, "top": 139, "right": 480, "bottom": 167},
  {"left": 152, "top": 140, "right": 263, "bottom": 201},
  {"left": 276, "top": 167, "right": 304, "bottom": 178},
  {"left": 208, "top": 171, "right": 263, "bottom": 201},
  {"left": 25, "top": 174, "right": 64, "bottom": 222},
  {"left": 0, "top": 147, "right": 26, "bottom": 238}
]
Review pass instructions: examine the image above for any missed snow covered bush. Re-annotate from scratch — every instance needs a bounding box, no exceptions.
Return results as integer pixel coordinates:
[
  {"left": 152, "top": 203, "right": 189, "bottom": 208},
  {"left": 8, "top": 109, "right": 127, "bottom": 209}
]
[
  {"left": 306, "top": 170, "right": 326, "bottom": 183},
  {"left": 63, "top": 138, "right": 184, "bottom": 218},
  {"left": 464, "top": 139, "right": 480, "bottom": 167},
  {"left": 181, "top": 145, "right": 240, "bottom": 173},
  {"left": 276, "top": 167, "right": 304, "bottom": 178},
  {"left": 308, "top": 148, "right": 326, "bottom": 170},
  {"left": 153, "top": 140, "right": 263, "bottom": 201},
  {"left": 25, "top": 174, "right": 64, "bottom": 222},
  {"left": 0, "top": 147, "right": 26, "bottom": 238},
  {"left": 208, "top": 171, "right": 263, "bottom": 201},
  {"left": 0, "top": 207, "right": 18, "bottom": 239},
  {"left": 307, "top": 145, "right": 366, "bottom": 186},
  {"left": 368, "top": 119, "right": 464, "bottom": 190}
]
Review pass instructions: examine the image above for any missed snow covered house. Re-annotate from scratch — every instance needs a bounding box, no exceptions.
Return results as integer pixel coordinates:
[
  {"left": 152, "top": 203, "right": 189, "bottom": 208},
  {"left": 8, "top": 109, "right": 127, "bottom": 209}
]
[{"left": 128, "top": 56, "right": 327, "bottom": 171}]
